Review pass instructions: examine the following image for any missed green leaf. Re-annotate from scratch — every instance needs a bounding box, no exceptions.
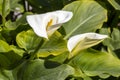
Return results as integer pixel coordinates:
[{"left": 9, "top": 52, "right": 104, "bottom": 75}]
[
  {"left": 16, "top": 29, "right": 42, "bottom": 53},
  {"left": 2, "top": 0, "right": 10, "bottom": 17},
  {"left": 10, "top": 0, "right": 24, "bottom": 12},
  {"left": 63, "top": 0, "right": 107, "bottom": 39},
  {"left": 0, "top": 69, "right": 14, "bottom": 80},
  {"left": 99, "top": 28, "right": 110, "bottom": 36},
  {"left": 0, "top": 51, "right": 23, "bottom": 69},
  {"left": 110, "top": 28, "right": 120, "bottom": 50},
  {"left": 0, "top": 53, "right": 11, "bottom": 69},
  {"left": 5, "top": 20, "right": 17, "bottom": 30},
  {"left": 10, "top": 45, "right": 25, "bottom": 56},
  {"left": 0, "top": 40, "right": 11, "bottom": 52},
  {"left": 0, "top": 39, "right": 24, "bottom": 56},
  {"left": 0, "top": 0, "right": 3, "bottom": 15},
  {"left": 17, "top": 59, "right": 74, "bottom": 80},
  {"left": 48, "top": 51, "right": 69, "bottom": 63},
  {"left": 69, "top": 49, "right": 120, "bottom": 78},
  {"left": 0, "top": 0, "right": 24, "bottom": 16},
  {"left": 37, "top": 32, "right": 68, "bottom": 57},
  {"left": 0, "top": 33, "right": 5, "bottom": 41},
  {"left": 0, "top": 40, "right": 24, "bottom": 69},
  {"left": 108, "top": 0, "right": 120, "bottom": 10},
  {"left": 101, "top": 28, "right": 120, "bottom": 51}
]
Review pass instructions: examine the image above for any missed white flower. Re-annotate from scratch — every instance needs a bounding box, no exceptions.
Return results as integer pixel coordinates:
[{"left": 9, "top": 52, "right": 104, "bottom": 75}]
[
  {"left": 67, "top": 33, "right": 108, "bottom": 53},
  {"left": 26, "top": 10, "right": 73, "bottom": 39}
]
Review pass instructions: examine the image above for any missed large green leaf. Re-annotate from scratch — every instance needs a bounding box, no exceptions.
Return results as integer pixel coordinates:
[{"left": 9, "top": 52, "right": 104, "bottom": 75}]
[
  {"left": 37, "top": 32, "right": 68, "bottom": 57},
  {"left": 62, "top": 0, "right": 107, "bottom": 39},
  {"left": 16, "top": 29, "right": 42, "bottom": 53},
  {"left": 17, "top": 59, "right": 74, "bottom": 80},
  {"left": 108, "top": 0, "right": 120, "bottom": 10},
  {"left": 69, "top": 49, "right": 120, "bottom": 78}
]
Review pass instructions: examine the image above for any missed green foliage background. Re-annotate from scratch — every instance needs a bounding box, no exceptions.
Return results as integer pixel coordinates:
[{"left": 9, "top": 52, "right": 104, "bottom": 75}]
[{"left": 0, "top": 0, "right": 120, "bottom": 80}]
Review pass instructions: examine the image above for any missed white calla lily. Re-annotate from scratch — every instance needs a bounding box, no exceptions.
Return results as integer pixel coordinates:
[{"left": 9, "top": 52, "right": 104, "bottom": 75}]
[
  {"left": 26, "top": 10, "right": 73, "bottom": 39},
  {"left": 67, "top": 33, "right": 108, "bottom": 53}
]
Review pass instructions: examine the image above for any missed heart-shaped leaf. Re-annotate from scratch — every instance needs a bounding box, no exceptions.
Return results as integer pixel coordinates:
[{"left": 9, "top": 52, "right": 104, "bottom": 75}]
[
  {"left": 16, "top": 29, "right": 42, "bottom": 53},
  {"left": 17, "top": 59, "right": 74, "bottom": 80},
  {"left": 69, "top": 49, "right": 120, "bottom": 78},
  {"left": 63, "top": 0, "right": 107, "bottom": 39}
]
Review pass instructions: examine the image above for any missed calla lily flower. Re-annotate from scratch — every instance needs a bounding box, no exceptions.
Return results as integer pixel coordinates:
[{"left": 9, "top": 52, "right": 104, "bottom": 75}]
[
  {"left": 67, "top": 33, "right": 108, "bottom": 53},
  {"left": 26, "top": 10, "right": 73, "bottom": 39}
]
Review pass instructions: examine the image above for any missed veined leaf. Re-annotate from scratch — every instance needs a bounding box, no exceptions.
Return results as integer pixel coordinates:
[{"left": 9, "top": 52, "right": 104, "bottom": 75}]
[
  {"left": 17, "top": 59, "right": 74, "bottom": 80},
  {"left": 69, "top": 49, "right": 120, "bottom": 78},
  {"left": 16, "top": 29, "right": 42, "bottom": 53},
  {"left": 63, "top": 0, "right": 107, "bottom": 39},
  {"left": 37, "top": 31, "right": 68, "bottom": 57}
]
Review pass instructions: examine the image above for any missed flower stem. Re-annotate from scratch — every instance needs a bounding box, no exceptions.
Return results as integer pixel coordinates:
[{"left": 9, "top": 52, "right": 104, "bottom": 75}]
[
  {"left": 29, "top": 39, "right": 44, "bottom": 60},
  {"left": 2, "top": 0, "right": 6, "bottom": 27}
]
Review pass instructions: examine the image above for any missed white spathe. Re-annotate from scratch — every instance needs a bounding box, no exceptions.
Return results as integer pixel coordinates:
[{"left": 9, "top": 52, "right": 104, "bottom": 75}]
[
  {"left": 26, "top": 10, "right": 73, "bottom": 39},
  {"left": 67, "top": 33, "right": 108, "bottom": 52}
]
